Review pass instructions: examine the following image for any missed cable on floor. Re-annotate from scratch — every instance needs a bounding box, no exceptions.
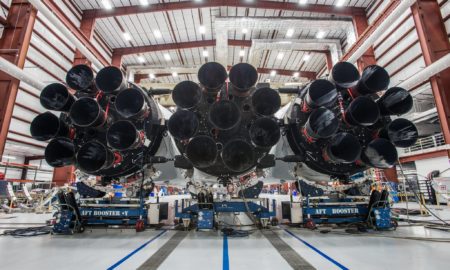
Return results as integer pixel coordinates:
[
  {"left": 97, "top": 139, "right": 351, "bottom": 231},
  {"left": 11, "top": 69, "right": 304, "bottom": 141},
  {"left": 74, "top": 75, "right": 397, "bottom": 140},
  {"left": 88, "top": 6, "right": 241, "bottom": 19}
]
[
  {"left": 221, "top": 227, "right": 253, "bottom": 238},
  {"left": 1, "top": 225, "right": 52, "bottom": 237}
]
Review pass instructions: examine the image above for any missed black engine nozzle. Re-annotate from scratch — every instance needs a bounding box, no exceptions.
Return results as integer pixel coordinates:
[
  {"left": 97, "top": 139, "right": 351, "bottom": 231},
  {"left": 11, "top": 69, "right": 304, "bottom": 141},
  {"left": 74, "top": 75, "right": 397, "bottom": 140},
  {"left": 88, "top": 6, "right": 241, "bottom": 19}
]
[
  {"left": 95, "top": 66, "right": 127, "bottom": 94},
  {"left": 379, "top": 118, "right": 418, "bottom": 148},
  {"left": 30, "top": 112, "right": 69, "bottom": 141},
  {"left": 66, "top": 64, "right": 96, "bottom": 92},
  {"left": 197, "top": 62, "right": 227, "bottom": 91},
  {"left": 222, "top": 139, "right": 256, "bottom": 173},
  {"left": 77, "top": 141, "right": 115, "bottom": 173},
  {"left": 115, "top": 87, "right": 150, "bottom": 119},
  {"left": 45, "top": 137, "right": 75, "bottom": 167},
  {"left": 361, "top": 138, "right": 398, "bottom": 169},
  {"left": 250, "top": 117, "right": 281, "bottom": 147},
  {"left": 40, "top": 83, "right": 76, "bottom": 112},
  {"left": 304, "top": 79, "right": 338, "bottom": 109},
  {"left": 107, "top": 120, "right": 143, "bottom": 151},
  {"left": 329, "top": 61, "right": 360, "bottom": 89},
  {"left": 351, "top": 65, "right": 390, "bottom": 95},
  {"left": 168, "top": 110, "right": 199, "bottom": 140},
  {"left": 69, "top": 97, "right": 106, "bottom": 127},
  {"left": 377, "top": 87, "right": 413, "bottom": 115},
  {"left": 172, "top": 81, "right": 202, "bottom": 109},
  {"left": 344, "top": 96, "right": 380, "bottom": 126},
  {"left": 304, "top": 107, "right": 339, "bottom": 139},
  {"left": 229, "top": 63, "right": 258, "bottom": 92},
  {"left": 252, "top": 87, "right": 281, "bottom": 116},
  {"left": 325, "top": 132, "right": 361, "bottom": 163},
  {"left": 208, "top": 100, "right": 241, "bottom": 130},
  {"left": 186, "top": 135, "right": 218, "bottom": 168}
]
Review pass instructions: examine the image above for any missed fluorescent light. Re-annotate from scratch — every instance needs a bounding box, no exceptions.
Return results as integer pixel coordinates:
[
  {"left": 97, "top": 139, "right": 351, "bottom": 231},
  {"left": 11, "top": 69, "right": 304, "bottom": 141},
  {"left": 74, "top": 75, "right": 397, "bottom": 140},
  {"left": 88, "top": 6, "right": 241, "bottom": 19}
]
[
  {"left": 270, "top": 70, "right": 276, "bottom": 77},
  {"left": 139, "top": 0, "right": 149, "bottom": 6},
  {"left": 138, "top": 56, "right": 145, "bottom": 63},
  {"left": 299, "top": 0, "right": 308, "bottom": 5},
  {"left": 123, "top": 32, "right": 132, "bottom": 41},
  {"left": 2, "top": 155, "right": 16, "bottom": 160},
  {"left": 101, "top": 0, "right": 113, "bottom": 9},
  {"left": 303, "top": 54, "right": 311, "bottom": 62},
  {"left": 202, "top": 50, "right": 209, "bottom": 57},
  {"left": 336, "top": 0, "right": 346, "bottom": 7},
  {"left": 194, "top": 0, "right": 202, "bottom": 2},
  {"left": 153, "top": 30, "right": 162, "bottom": 39},
  {"left": 286, "top": 28, "right": 294, "bottom": 38},
  {"left": 239, "top": 50, "right": 245, "bottom": 57},
  {"left": 316, "top": 30, "right": 325, "bottom": 39},
  {"left": 172, "top": 72, "right": 178, "bottom": 77},
  {"left": 293, "top": 72, "right": 299, "bottom": 78},
  {"left": 199, "top": 25, "right": 206, "bottom": 34},
  {"left": 277, "top": 52, "right": 284, "bottom": 60},
  {"left": 164, "top": 53, "right": 171, "bottom": 61},
  {"left": 242, "top": 28, "right": 248, "bottom": 34},
  {"left": 149, "top": 74, "right": 155, "bottom": 79}
]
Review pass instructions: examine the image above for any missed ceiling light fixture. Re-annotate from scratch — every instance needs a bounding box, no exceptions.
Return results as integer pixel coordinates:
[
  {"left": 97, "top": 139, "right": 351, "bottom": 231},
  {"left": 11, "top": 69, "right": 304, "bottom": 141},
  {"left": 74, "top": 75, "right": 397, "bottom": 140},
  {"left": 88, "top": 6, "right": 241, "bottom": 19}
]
[
  {"left": 286, "top": 28, "right": 294, "bottom": 38},
  {"left": 149, "top": 74, "right": 155, "bottom": 79},
  {"left": 138, "top": 56, "right": 145, "bottom": 63},
  {"left": 153, "top": 30, "right": 162, "bottom": 39},
  {"left": 316, "top": 30, "right": 325, "bottom": 39},
  {"left": 242, "top": 28, "right": 248, "bottom": 34},
  {"left": 164, "top": 53, "right": 171, "bottom": 61},
  {"left": 299, "top": 0, "right": 308, "bottom": 5},
  {"left": 123, "top": 32, "right": 132, "bottom": 41},
  {"left": 203, "top": 50, "right": 209, "bottom": 57},
  {"left": 139, "top": 0, "right": 149, "bottom": 6},
  {"left": 199, "top": 25, "right": 206, "bottom": 34},
  {"left": 2, "top": 155, "right": 16, "bottom": 160},
  {"left": 303, "top": 54, "right": 311, "bottom": 62},
  {"left": 239, "top": 50, "right": 245, "bottom": 57},
  {"left": 277, "top": 52, "right": 284, "bottom": 60},
  {"left": 172, "top": 72, "right": 178, "bottom": 77},
  {"left": 336, "top": 0, "right": 346, "bottom": 7},
  {"left": 270, "top": 70, "right": 277, "bottom": 77},
  {"left": 101, "top": 0, "right": 113, "bottom": 10},
  {"left": 293, "top": 72, "right": 299, "bottom": 78}
]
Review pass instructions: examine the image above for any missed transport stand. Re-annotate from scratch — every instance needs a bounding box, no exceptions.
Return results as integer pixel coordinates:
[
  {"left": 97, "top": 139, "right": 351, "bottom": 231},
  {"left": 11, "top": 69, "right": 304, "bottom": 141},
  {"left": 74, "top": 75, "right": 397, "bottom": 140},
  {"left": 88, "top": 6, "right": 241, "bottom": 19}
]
[
  {"left": 285, "top": 191, "right": 395, "bottom": 230},
  {"left": 174, "top": 198, "right": 277, "bottom": 230},
  {"left": 52, "top": 191, "right": 167, "bottom": 234}
]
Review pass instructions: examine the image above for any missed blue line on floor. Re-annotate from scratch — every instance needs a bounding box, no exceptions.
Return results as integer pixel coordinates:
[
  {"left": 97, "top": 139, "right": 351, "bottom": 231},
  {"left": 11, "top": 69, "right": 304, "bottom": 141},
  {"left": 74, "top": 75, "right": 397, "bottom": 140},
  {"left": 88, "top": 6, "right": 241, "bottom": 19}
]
[
  {"left": 107, "top": 230, "right": 167, "bottom": 270},
  {"left": 223, "top": 234, "right": 230, "bottom": 270},
  {"left": 284, "top": 229, "right": 349, "bottom": 270}
]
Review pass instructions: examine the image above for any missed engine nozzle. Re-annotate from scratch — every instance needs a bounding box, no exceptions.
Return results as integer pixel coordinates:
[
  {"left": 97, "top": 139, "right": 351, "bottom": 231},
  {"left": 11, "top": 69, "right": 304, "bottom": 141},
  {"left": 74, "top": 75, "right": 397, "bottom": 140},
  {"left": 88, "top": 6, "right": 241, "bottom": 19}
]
[
  {"left": 76, "top": 141, "right": 115, "bottom": 173},
  {"left": 168, "top": 110, "right": 199, "bottom": 140},
  {"left": 329, "top": 61, "right": 360, "bottom": 89},
  {"left": 66, "top": 64, "right": 96, "bottom": 92},
  {"left": 45, "top": 137, "right": 75, "bottom": 167},
  {"left": 351, "top": 65, "right": 390, "bottom": 95},
  {"left": 30, "top": 112, "right": 69, "bottom": 141},
  {"left": 40, "top": 83, "right": 76, "bottom": 112},
  {"left": 252, "top": 87, "right": 281, "bottom": 116},
  {"left": 208, "top": 100, "right": 241, "bottom": 130},
  {"left": 222, "top": 139, "right": 256, "bottom": 173},
  {"left": 172, "top": 81, "right": 202, "bottom": 109},
  {"left": 303, "top": 79, "right": 337, "bottom": 109},
  {"left": 379, "top": 118, "right": 418, "bottom": 148},
  {"left": 115, "top": 87, "right": 149, "bottom": 119},
  {"left": 95, "top": 66, "right": 127, "bottom": 94},
  {"left": 344, "top": 96, "right": 380, "bottom": 126},
  {"left": 325, "top": 132, "right": 361, "bottom": 163},
  {"left": 250, "top": 117, "right": 281, "bottom": 147},
  {"left": 107, "top": 120, "right": 144, "bottom": 150},
  {"left": 377, "top": 87, "right": 413, "bottom": 115},
  {"left": 197, "top": 62, "right": 227, "bottom": 91},
  {"left": 361, "top": 138, "right": 398, "bottom": 168},
  {"left": 304, "top": 107, "right": 339, "bottom": 140},
  {"left": 229, "top": 63, "right": 258, "bottom": 92},
  {"left": 186, "top": 135, "right": 218, "bottom": 168},
  {"left": 69, "top": 97, "right": 106, "bottom": 127}
]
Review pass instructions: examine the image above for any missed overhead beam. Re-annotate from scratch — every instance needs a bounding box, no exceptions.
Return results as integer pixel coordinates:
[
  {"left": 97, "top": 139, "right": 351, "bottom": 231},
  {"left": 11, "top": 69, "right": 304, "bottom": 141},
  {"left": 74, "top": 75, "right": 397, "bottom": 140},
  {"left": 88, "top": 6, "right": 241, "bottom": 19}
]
[{"left": 82, "top": 0, "right": 365, "bottom": 19}]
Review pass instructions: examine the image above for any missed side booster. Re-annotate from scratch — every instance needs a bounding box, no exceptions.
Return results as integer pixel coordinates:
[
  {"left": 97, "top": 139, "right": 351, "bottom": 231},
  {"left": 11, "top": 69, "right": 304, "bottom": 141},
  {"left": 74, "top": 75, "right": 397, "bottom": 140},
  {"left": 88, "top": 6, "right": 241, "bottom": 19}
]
[
  {"left": 169, "top": 62, "right": 281, "bottom": 177},
  {"left": 285, "top": 62, "right": 418, "bottom": 180},
  {"left": 31, "top": 64, "right": 166, "bottom": 181}
]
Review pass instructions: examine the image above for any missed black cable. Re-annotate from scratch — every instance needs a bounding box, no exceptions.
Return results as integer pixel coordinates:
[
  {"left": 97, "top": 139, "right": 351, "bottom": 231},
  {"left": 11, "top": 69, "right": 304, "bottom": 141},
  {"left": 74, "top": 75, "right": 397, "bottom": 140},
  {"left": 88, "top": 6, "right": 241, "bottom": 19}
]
[
  {"left": 1, "top": 226, "right": 51, "bottom": 237},
  {"left": 221, "top": 227, "right": 252, "bottom": 238}
]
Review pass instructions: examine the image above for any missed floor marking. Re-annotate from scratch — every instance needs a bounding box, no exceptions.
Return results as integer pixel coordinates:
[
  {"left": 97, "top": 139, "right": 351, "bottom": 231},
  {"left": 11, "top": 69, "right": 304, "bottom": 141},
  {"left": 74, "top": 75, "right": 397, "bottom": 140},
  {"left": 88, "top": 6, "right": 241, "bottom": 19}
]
[
  {"left": 107, "top": 230, "right": 167, "bottom": 270},
  {"left": 262, "top": 230, "right": 316, "bottom": 270},
  {"left": 284, "top": 229, "right": 349, "bottom": 270},
  {"left": 223, "top": 234, "right": 229, "bottom": 270},
  {"left": 137, "top": 231, "right": 188, "bottom": 270}
]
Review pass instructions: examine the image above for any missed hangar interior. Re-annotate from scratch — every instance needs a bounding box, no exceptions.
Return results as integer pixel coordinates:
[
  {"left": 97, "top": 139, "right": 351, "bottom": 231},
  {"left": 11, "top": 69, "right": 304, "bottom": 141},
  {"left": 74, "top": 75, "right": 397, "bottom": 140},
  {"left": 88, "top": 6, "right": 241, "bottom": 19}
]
[{"left": 0, "top": 0, "right": 450, "bottom": 269}]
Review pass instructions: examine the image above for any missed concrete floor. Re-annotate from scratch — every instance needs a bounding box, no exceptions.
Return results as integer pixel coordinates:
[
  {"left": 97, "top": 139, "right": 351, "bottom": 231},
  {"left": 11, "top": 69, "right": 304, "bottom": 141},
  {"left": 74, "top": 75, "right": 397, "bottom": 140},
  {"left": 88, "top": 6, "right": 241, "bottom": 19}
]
[{"left": 1, "top": 204, "right": 449, "bottom": 270}]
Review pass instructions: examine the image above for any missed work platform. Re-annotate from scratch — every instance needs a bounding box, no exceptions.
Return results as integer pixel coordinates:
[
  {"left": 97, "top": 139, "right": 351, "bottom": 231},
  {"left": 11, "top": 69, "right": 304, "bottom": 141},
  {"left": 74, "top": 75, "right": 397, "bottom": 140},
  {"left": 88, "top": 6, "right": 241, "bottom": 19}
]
[{"left": 0, "top": 203, "right": 449, "bottom": 270}]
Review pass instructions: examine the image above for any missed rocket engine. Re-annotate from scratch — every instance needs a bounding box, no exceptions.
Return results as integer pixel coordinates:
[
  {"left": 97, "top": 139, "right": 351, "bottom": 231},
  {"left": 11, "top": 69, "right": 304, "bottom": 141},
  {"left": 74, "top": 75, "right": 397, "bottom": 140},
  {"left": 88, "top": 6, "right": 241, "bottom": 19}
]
[{"left": 30, "top": 64, "right": 165, "bottom": 182}]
